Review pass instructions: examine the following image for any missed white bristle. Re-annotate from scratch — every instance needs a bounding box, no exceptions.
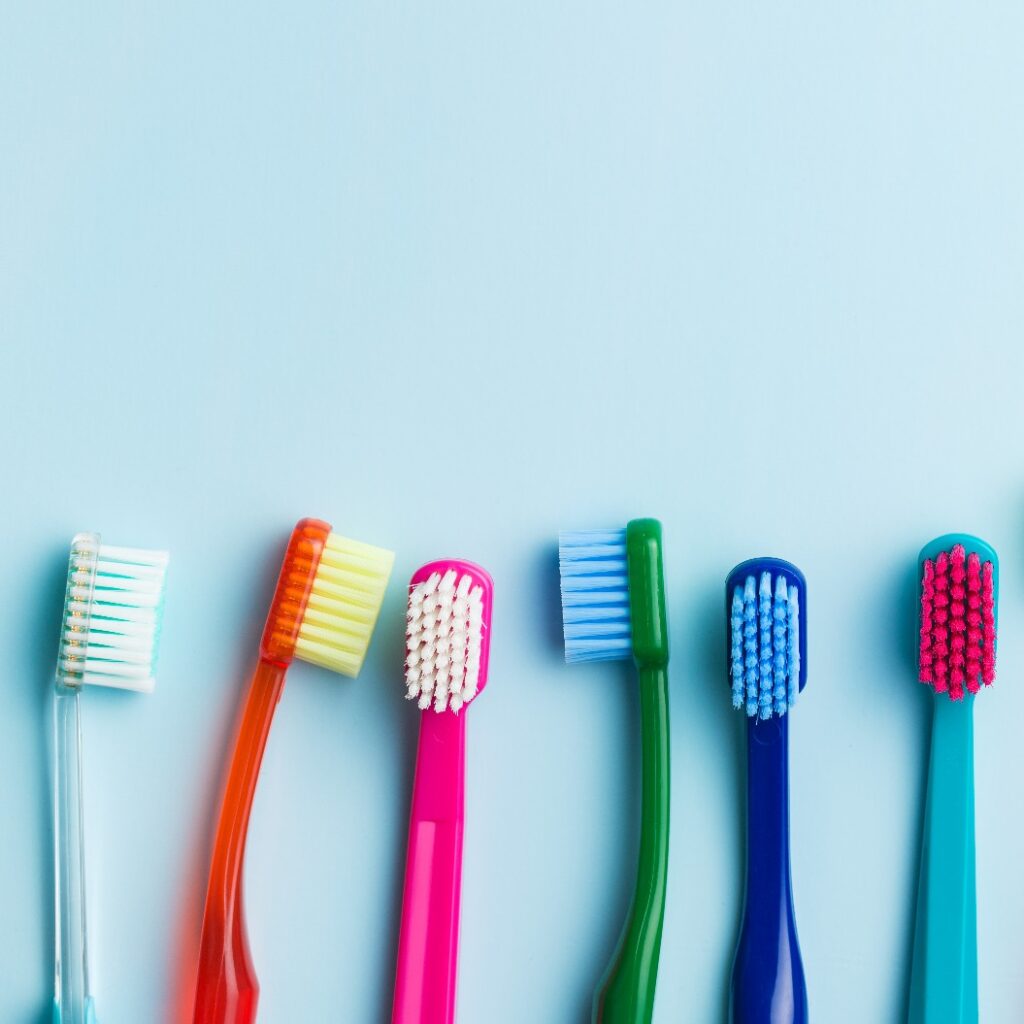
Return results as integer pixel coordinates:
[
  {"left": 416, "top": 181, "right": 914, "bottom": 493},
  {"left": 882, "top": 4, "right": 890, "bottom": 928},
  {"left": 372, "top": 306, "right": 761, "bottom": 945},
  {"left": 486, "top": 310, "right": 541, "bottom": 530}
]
[
  {"left": 405, "top": 570, "right": 486, "bottom": 714},
  {"left": 57, "top": 533, "right": 170, "bottom": 693}
]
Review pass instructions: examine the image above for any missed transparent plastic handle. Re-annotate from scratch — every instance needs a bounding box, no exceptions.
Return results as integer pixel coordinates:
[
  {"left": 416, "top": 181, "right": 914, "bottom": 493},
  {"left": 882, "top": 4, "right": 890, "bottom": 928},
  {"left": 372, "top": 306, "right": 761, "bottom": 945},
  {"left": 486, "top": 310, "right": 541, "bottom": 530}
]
[{"left": 53, "top": 686, "right": 96, "bottom": 1024}]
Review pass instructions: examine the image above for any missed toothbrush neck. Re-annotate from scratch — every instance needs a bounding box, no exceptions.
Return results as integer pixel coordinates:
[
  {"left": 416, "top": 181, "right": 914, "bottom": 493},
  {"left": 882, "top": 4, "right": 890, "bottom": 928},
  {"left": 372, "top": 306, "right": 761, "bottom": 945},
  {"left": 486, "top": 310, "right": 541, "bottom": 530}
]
[
  {"left": 732, "top": 714, "right": 808, "bottom": 1024},
  {"left": 410, "top": 709, "right": 467, "bottom": 823},
  {"left": 208, "top": 658, "right": 287, "bottom": 900},
  {"left": 743, "top": 716, "right": 795, "bottom": 922}
]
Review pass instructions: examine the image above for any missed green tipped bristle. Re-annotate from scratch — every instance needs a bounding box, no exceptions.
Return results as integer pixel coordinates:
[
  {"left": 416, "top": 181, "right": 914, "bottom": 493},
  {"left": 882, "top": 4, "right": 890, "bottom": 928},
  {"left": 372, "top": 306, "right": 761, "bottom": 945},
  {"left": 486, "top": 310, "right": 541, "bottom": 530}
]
[{"left": 56, "top": 533, "right": 170, "bottom": 693}]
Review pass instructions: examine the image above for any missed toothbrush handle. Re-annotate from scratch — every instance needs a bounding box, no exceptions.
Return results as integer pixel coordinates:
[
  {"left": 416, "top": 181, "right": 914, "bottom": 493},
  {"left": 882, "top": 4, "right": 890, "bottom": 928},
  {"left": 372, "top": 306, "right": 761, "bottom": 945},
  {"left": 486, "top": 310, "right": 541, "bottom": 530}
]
[
  {"left": 393, "top": 710, "right": 467, "bottom": 1024},
  {"left": 730, "top": 716, "right": 807, "bottom": 1024},
  {"left": 53, "top": 686, "right": 97, "bottom": 1024},
  {"left": 908, "top": 697, "right": 977, "bottom": 1024},
  {"left": 595, "top": 663, "right": 670, "bottom": 1024},
  {"left": 193, "top": 660, "right": 286, "bottom": 1024}
]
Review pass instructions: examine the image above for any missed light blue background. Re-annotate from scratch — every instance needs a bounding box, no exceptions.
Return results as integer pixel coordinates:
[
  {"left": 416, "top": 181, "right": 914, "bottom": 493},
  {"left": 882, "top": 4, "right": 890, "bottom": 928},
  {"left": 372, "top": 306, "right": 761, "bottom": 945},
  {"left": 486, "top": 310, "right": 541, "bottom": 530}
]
[{"left": 2, "top": 3, "right": 1024, "bottom": 1022}]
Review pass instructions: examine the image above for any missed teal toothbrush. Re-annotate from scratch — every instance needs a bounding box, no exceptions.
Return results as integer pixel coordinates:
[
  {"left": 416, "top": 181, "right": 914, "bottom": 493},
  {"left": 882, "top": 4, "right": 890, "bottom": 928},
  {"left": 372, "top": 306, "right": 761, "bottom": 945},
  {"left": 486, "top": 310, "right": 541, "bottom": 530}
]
[
  {"left": 558, "top": 519, "right": 670, "bottom": 1024},
  {"left": 908, "top": 534, "right": 997, "bottom": 1024},
  {"left": 52, "top": 534, "right": 169, "bottom": 1024}
]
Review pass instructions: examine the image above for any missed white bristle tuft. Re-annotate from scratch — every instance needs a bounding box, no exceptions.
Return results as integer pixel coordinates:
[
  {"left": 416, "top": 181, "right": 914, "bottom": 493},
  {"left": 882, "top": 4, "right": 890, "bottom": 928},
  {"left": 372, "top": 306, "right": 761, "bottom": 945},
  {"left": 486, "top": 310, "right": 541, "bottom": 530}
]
[
  {"left": 405, "top": 570, "right": 486, "bottom": 714},
  {"left": 57, "top": 533, "right": 170, "bottom": 693}
]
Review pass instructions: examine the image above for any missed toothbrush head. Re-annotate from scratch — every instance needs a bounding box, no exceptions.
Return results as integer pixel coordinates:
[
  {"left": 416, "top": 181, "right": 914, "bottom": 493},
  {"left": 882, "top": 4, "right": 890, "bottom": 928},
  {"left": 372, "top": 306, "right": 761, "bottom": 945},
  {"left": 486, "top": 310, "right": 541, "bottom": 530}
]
[
  {"left": 727, "top": 557, "right": 807, "bottom": 719},
  {"left": 918, "top": 534, "right": 998, "bottom": 701},
  {"left": 558, "top": 518, "right": 668, "bottom": 668},
  {"left": 260, "top": 518, "right": 395, "bottom": 676},
  {"left": 404, "top": 560, "right": 493, "bottom": 713},
  {"left": 56, "top": 533, "right": 170, "bottom": 693}
]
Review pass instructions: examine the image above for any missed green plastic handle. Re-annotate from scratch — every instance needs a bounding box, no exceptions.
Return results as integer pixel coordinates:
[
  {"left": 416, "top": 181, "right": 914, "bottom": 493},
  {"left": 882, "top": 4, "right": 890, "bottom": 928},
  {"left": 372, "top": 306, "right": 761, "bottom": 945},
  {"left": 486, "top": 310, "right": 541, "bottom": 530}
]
[
  {"left": 907, "top": 696, "right": 977, "bottom": 1024},
  {"left": 595, "top": 519, "right": 670, "bottom": 1024}
]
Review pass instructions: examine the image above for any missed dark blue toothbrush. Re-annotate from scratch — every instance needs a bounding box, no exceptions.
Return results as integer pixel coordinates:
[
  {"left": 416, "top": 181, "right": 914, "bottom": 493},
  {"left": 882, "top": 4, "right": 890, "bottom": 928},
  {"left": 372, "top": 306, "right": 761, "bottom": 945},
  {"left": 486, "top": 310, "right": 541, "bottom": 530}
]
[{"left": 727, "top": 558, "right": 808, "bottom": 1024}]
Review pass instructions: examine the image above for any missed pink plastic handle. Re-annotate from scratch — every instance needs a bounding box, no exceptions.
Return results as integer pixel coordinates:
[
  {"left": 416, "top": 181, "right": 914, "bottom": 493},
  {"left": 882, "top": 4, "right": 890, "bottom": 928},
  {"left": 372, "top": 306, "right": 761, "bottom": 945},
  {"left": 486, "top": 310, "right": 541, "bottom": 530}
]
[
  {"left": 392, "top": 559, "right": 492, "bottom": 1024},
  {"left": 392, "top": 710, "right": 467, "bottom": 1024}
]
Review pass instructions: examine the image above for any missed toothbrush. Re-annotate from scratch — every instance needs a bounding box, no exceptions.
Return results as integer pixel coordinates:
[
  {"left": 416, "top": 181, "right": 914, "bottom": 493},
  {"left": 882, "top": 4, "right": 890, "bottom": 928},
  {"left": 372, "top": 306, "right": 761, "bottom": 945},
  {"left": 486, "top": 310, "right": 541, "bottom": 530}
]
[
  {"left": 52, "top": 533, "right": 170, "bottom": 1024},
  {"left": 558, "top": 519, "right": 669, "bottom": 1024},
  {"left": 392, "top": 560, "right": 494, "bottom": 1024},
  {"left": 908, "top": 535, "right": 997, "bottom": 1024},
  {"left": 726, "top": 558, "right": 808, "bottom": 1024},
  {"left": 193, "top": 518, "right": 394, "bottom": 1024}
]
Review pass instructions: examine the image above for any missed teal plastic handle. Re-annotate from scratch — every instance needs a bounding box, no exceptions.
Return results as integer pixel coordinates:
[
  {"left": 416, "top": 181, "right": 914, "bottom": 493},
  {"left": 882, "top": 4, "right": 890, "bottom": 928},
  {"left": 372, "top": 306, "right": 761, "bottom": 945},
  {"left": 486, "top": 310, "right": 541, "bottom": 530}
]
[
  {"left": 53, "top": 996, "right": 97, "bottom": 1024},
  {"left": 594, "top": 519, "right": 670, "bottom": 1024},
  {"left": 908, "top": 695, "right": 977, "bottom": 1024}
]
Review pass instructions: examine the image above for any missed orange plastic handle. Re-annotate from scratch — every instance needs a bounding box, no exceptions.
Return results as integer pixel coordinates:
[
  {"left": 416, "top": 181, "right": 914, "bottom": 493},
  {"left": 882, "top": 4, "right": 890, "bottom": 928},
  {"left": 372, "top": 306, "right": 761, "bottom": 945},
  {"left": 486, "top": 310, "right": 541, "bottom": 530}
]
[{"left": 193, "top": 659, "right": 286, "bottom": 1024}]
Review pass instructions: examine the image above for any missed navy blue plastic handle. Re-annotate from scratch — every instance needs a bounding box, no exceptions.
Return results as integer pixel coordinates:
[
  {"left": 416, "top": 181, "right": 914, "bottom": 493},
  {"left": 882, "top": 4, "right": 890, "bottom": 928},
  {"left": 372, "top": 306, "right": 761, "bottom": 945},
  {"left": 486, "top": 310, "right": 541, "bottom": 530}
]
[{"left": 730, "top": 715, "right": 808, "bottom": 1024}]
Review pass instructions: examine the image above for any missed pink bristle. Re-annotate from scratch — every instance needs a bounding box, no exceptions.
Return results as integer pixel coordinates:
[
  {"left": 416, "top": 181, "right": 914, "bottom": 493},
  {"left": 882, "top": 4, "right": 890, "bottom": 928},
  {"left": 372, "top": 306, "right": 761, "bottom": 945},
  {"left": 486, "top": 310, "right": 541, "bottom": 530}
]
[
  {"left": 919, "top": 559, "right": 935, "bottom": 683},
  {"left": 965, "top": 552, "right": 983, "bottom": 695},
  {"left": 931, "top": 552, "right": 950, "bottom": 694},
  {"left": 982, "top": 560, "right": 996, "bottom": 686},
  {"left": 947, "top": 545, "right": 967, "bottom": 700}
]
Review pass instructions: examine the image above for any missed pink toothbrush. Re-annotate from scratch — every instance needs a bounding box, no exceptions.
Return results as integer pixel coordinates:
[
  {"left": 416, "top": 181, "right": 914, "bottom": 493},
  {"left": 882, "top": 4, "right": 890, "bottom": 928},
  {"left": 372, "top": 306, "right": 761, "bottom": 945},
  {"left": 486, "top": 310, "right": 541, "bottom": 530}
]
[{"left": 392, "top": 560, "right": 493, "bottom": 1024}]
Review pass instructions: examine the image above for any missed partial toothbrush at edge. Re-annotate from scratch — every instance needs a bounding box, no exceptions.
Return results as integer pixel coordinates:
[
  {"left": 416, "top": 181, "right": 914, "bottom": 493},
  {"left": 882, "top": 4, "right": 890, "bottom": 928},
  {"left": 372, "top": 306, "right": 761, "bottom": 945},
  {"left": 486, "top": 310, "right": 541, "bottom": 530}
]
[
  {"left": 393, "top": 559, "right": 494, "bottom": 1024},
  {"left": 726, "top": 557, "right": 808, "bottom": 1024},
  {"left": 908, "top": 534, "right": 998, "bottom": 1024},
  {"left": 53, "top": 533, "right": 170, "bottom": 1024},
  {"left": 559, "top": 519, "right": 670, "bottom": 1024}
]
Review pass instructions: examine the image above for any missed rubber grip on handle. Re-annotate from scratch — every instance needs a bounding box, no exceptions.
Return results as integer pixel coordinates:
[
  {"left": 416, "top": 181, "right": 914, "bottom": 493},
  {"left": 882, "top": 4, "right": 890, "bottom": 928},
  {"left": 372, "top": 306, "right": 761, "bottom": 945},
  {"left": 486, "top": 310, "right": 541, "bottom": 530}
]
[
  {"left": 730, "top": 715, "right": 807, "bottom": 1024},
  {"left": 193, "top": 660, "right": 286, "bottom": 1024},
  {"left": 393, "top": 710, "right": 467, "bottom": 1024}
]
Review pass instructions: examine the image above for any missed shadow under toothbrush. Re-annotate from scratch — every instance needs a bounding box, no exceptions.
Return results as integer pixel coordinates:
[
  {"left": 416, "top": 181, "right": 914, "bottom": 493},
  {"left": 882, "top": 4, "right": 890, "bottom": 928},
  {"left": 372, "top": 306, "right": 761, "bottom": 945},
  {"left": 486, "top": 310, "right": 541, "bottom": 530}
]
[
  {"left": 538, "top": 541, "right": 569, "bottom": 656},
  {"left": 536, "top": 540, "right": 639, "bottom": 1020},
  {"left": 583, "top": 657, "right": 643, "bottom": 1021},
  {"left": 29, "top": 547, "right": 71, "bottom": 1024},
  {"left": 689, "top": 575, "right": 743, "bottom": 1024},
  {"left": 883, "top": 559, "right": 934, "bottom": 1024},
  {"left": 548, "top": 534, "right": 661, "bottom": 1024},
  {"left": 164, "top": 542, "right": 284, "bottom": 1024},
  {"left": 369, "top": 574, "right": 420, "bottom": 1021}
]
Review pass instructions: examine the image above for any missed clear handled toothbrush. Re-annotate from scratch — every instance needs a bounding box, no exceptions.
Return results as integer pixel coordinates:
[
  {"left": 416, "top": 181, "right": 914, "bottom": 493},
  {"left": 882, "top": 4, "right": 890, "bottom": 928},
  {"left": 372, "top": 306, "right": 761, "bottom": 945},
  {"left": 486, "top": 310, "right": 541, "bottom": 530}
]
[
  {"left": 52, "top": 678, "right": 94, "bottom": 1024},
  {"left": 52, "top": 533, "right": 169, "bottom": 1024}
]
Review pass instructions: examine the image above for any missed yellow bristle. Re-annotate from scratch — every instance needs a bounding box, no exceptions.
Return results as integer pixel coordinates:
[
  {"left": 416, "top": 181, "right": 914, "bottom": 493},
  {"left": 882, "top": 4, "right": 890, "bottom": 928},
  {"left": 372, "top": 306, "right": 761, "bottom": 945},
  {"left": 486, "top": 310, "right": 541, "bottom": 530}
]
[{"left": 294, "top": 532, "right": 394, "bottom": 676}]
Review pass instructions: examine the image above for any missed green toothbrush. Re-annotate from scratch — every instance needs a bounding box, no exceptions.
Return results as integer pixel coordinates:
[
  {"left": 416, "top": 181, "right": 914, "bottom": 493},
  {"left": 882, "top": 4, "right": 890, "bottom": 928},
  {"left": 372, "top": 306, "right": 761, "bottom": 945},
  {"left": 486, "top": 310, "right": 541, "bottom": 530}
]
[
  {"left": 559, "top": 518, "right": 670, "bottom": 1024},
  {"left": 908, "top": 533, "right": 997, "bottom": 1024}
]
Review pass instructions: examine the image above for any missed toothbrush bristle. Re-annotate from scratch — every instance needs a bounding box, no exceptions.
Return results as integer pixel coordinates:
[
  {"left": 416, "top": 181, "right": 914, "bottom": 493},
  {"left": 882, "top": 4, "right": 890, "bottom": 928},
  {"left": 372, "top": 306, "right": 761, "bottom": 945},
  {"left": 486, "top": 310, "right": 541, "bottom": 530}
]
[
  {"left": 405, "top": 569, "right": 486, "bottom": 713},
  {"left": 919, "top": 542, "right": 996, "bottom": 700},
  {"left": 57, "top": 533, "right": 169, "bottom": 693},
  {"left": 729, "top": 570, "right": 801, "bottom": 718},
  {"left": 294, "top": 532, "right": 394, "bottom": 677},
  {"left": 558, "top": 529, "right": 632, "bottom": 664}
]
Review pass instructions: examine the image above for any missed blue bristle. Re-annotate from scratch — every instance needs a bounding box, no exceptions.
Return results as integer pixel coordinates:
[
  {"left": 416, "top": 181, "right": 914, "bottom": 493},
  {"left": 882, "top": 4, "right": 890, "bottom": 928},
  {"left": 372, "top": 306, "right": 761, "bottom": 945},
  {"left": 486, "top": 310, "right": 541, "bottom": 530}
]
[
  {"left": 728, "top": 570, "right": 803, "bottom": 719},
  {"left": 757, "top": 573, "right": 773, "bottom": 719},
  {"left": 730, "top": 587, "right": 745, "bottom": 709},
  {"left": 558, "top": 529, "right": 632, "bottom": 664},
  {"left": 742, "top": 577, "right": 758, "bottom": 716},
  {"left": 787, "top": 587, "right": 800, "bottom": 708},
  {"left": 772, "top": 575, "right": 789, "bottom": 716}
]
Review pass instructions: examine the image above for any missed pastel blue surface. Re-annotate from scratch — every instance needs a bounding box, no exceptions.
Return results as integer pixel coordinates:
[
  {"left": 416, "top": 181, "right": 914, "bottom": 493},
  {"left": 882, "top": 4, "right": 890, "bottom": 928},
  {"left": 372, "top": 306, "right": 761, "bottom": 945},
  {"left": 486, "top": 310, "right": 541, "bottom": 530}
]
[{"left": 2, "top": 3, "right": 1024, "bottom": 1022}]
